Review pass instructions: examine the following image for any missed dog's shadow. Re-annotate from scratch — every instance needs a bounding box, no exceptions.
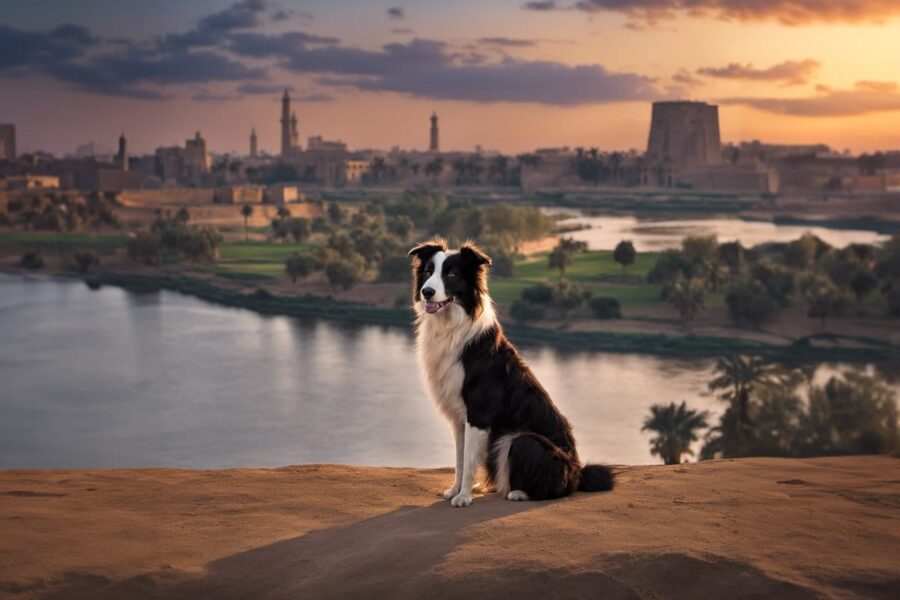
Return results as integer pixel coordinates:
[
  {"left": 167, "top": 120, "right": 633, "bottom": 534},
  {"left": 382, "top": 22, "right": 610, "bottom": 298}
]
[{"left": 39, "top": 494, "right": 550, "bottom": 600}]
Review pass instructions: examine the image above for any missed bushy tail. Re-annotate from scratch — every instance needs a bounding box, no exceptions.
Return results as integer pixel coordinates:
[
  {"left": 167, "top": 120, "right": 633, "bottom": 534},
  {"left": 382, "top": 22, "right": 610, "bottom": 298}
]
[{"left": 578, "top": 464, "right": 615, "bottom": 492}]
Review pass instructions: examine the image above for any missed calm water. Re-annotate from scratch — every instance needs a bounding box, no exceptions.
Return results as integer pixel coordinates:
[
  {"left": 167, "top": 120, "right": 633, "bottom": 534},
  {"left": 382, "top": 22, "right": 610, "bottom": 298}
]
[
  {"left": 553, "top": 211, "right": 889, "bottom": 251},
  {"left": 0, "top": 274, "right": 723, "bottom": 468},
  {"left": 0, "top": 275, "right": 885, "bottom": 469}
]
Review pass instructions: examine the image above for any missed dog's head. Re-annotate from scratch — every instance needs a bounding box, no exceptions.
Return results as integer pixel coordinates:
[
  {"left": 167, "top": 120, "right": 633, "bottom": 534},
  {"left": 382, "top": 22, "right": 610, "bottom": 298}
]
[{"left": 408, "top": 238, "right": 492, "bottom": 318}]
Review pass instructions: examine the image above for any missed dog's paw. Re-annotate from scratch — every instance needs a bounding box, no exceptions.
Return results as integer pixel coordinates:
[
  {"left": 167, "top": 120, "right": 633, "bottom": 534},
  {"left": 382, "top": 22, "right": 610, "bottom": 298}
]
[
  {"left": 450, "top": 493, "right": 472, "bottom": 507},
  {"left": 506, "top": 490, "right": 529, "bottom": 502},
  {"left": 442, "top": 485, "right": 461, "bottom": 500}
]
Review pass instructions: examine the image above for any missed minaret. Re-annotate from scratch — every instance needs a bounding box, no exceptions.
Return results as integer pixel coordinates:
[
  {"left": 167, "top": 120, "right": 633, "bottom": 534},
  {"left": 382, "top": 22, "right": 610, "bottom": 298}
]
[
  {"left": 290, "top": 111, "right": 299, "bottom": 148},
  {"left": 280, "top": 89, "right": 291, "bottom": 156},
  {"left": 429, "top": 112, "right": 439, "bottom": 153},
  {"left": 117, "top": 132, "right": 128, "bottom": 171},
  {"left": 250, "top": 127, "right": 258, "bottom": 157}
]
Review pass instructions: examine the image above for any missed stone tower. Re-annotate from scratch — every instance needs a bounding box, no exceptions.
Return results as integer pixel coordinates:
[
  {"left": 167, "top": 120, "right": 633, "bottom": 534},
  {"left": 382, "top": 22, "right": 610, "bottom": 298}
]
[
  {"left": 117, "top": 132, "right": 128, "bottom": 171},
  {"left": 280, "top": 89, "right": 292, "bottom": 156},
  {"left": 290, "top": 112, "right": 299, "bottom": 148},
  {"left": 429, "top": 112, "right": 439, "bottom": 152},
  {"left": 250, "top": 127, "right": 258, "bottom": 157},
  {"left": 645, "top": 101, "right": 722, "bottom": 167}
]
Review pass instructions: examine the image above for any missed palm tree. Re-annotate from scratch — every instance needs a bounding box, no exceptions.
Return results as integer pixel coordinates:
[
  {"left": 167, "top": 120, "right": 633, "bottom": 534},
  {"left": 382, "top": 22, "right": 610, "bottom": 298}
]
[
  {"left": 642, "top": 401, "right": 709, "bottom": 465},
  {"left": 703, "top": 355, "right": 781, "bottom": 457},
  {"left": 240, "top": 204, "right": 253, "bottom": 242}
]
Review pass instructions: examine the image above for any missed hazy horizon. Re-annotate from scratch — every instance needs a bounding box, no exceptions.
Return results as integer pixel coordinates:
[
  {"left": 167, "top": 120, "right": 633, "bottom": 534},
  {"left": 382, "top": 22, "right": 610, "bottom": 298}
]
[{"left": 2, "top": 0, "right": 899, "bottom": 156}]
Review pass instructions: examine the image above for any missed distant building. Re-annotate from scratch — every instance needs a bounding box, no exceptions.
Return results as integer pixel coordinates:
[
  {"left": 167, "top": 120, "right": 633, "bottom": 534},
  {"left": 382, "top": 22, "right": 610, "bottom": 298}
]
[
  {"left": 250, "top": 127, "right": 258, "bottom": 158},
  {"left": 2, "top": 174, "right": 59, "bottom": 190},
  {"left": 265, "top": 184, "right": 300, "bottom": 205},
  {"left": 646, "top": 101, "right": 722, "bottom": 168},
  {"left": 0, "top": 124, "right": 15, "bottom": 160},
  {"left": 183, "top": 131, "right": 211, "bottom": 182},
  {"left": 117, "top": 132, "right": 128, "bottom": 171},
  {"left": 429, "top": 112, "right": 440, "bottom": 152},
  {"left": 344, "top": 160, "right": 369, "bottom": 184},
  {"left": 281, "top": 90, "right": 293, "bottom": 156},
  {"left": 74, "top": 141, "right": 114, "bottom": 162},
  {"left": 214, "top": 185, "right": 263, "bottom": 204}
]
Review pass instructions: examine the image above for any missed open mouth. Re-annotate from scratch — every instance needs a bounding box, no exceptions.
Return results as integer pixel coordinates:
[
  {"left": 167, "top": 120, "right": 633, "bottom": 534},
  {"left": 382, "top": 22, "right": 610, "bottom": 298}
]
[{"left": 424, "top": 298, "right": 452, "bottom": 314}]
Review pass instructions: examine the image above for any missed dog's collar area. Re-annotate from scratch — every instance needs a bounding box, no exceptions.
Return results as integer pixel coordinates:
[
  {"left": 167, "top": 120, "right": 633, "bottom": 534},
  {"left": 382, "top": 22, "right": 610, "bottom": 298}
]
[{"left": 424, "top": 298, "right": 452, "bottom": 313}]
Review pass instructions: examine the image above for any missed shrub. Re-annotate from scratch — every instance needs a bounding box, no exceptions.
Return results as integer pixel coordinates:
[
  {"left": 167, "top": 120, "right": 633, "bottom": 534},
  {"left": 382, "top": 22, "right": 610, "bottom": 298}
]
[
  {"left": 751, "top": 259, "right": 794, "bottom": 307},
  {"left": 73, "top": 251, "right": 100, "bottom": 274},
  {"left": 647, "top": 249, "right": 693, "bottom": 287},
  {"left": 589, "top": 297, "right": 622, "bottom": 319},
  {"left": 127, "top": 232, "right": 162, "bottom": 266},
  {"left": 509, "top": 300, "right": 545, "bottom": 322},
  {"left": 489, "top": 250, "right": 514, "bottom": 278},
  {"left": 325, "top": 254, "right": 366, "bottom": 290},
  {"left": 553, "top": 280, "right": 591, "bottom": 317},
  {"left": 285, "top": 251, "right": 320, "bottom": 283},
  {"left": 724, "top": 278, "right": 778, "bottom": 327},
  {"left": 20, "top": 250, "right": 45, "bottom": 269},
  {"left": 287, "top": 217, "right": 311, "bottom": 243},
  {"left": 521, "top": 283, "right": 555, "bottom": 304}
]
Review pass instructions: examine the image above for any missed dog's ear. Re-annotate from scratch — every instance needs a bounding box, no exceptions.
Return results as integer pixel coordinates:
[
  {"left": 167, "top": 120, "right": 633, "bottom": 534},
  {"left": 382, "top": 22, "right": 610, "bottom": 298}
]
[
  {"left": 407, "top": 237, "right": 447, "bottom": 262},
  {"left": 460, "top": 242, "right": 492, "bottom": 267}
]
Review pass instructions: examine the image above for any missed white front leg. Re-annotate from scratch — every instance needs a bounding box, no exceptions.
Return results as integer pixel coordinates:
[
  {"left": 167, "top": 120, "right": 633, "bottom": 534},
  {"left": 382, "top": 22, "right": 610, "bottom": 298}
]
[
  {"left": 451, "top": 423, "right": 489, "bottom": 507},
  {"left": 442, "top": 421, "right": 465, "bottom": 499}
]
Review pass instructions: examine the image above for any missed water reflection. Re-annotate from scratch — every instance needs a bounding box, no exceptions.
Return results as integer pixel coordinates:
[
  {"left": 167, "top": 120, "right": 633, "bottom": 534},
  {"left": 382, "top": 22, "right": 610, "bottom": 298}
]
[
  {"left": 0, "top": 274, "right": 893, "bottom": 469},
  {"left": 552, "top": 212, "right": 889, "bottom": 251}
]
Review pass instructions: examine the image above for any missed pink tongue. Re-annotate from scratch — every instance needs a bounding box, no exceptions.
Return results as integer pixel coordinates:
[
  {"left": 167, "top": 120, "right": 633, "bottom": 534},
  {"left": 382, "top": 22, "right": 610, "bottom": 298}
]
[{"left": 425, "top": 301, "right": 439, "bottom": 313}]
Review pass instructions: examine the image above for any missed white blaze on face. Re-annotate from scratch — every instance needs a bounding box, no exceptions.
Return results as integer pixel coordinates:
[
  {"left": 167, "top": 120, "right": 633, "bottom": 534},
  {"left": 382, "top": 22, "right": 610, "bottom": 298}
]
[{"left": 423, "top": 251, "right": 449, "bottom": 301}]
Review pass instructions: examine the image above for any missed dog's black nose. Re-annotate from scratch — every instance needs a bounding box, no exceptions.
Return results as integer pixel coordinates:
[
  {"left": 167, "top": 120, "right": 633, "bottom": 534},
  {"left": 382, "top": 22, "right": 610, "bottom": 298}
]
[{"left": 422, "top": 287, "right": 435, "bottom": 299}]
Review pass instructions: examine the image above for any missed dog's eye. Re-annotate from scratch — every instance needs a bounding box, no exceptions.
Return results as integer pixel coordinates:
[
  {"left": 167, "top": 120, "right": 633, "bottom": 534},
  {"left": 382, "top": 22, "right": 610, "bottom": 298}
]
[{"left": 447, "top": 271, "right": 457, "bottom": 279}]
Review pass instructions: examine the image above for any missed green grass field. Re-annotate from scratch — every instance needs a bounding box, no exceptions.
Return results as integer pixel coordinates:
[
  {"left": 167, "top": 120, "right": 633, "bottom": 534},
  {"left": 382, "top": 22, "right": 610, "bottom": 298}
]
[
  {"left": 208, "top": 241, "right": 314, "bottom": 279},
  {"left": 490, "top": 250, "right": 664, "bottom": 306}
]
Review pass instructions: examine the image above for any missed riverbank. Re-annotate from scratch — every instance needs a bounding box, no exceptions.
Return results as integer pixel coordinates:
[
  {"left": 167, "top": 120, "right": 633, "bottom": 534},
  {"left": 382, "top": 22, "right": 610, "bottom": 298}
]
[
  {"left": 3, "top": 269, "right": 898, "bottom": 361},
  {"left": 1, "top": 456, "right": 897, "bottom": 599}
]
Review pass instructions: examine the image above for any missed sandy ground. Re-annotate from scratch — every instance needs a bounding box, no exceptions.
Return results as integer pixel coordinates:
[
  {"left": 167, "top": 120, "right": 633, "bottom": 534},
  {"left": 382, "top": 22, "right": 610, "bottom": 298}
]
[{"left": 1, "top": 457, "right": 898, "bottom": 599}]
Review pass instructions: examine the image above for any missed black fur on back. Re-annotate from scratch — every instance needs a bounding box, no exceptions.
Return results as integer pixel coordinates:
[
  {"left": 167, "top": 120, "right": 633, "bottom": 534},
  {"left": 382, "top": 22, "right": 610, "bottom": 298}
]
[{"left": 460, "top": 323, "right": 614, "bottom": 499}]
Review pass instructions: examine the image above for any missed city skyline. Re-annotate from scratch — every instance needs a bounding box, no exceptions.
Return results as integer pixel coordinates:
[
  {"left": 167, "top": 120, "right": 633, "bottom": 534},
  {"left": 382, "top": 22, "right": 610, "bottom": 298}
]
[{"left": 1, "top": 0, "right": 899, "bottom": 155}]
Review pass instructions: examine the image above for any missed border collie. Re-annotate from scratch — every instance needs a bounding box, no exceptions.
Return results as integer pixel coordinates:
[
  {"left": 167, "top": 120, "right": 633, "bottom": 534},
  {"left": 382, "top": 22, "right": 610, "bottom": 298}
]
[{"left": 408, "top": 238, "right": 614, "bottom": 507}]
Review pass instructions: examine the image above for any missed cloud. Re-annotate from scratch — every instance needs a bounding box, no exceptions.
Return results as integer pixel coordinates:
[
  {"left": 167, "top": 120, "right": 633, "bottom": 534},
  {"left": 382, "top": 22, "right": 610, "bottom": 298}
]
[
  {"left": 197, "top": 0, "right": 268, "bottom": 33},
  {"left": 477, "top": 37, "right": 538, "bottom": 47},
  {"left": 227, "top": 31, "right": 340, "bottom": 57},
  {"left": 236, "top": 82, "right": 294, "bottom": 94},
  {"left": 698, "top": 59, "right": 820, "bottom": 85},
  {"left": 391, "top": 27, "right": 415, "bottom": 35},
  {"left": 522, "top": 1, "right": 559, "bottom": 10},
  {"left": 0, "top": 23, "right": 96, "bottom": 70},
  {"left": 570, "top": 0, "right": 900, "bottom": 26},
  {"left": 720, "top": 81, "right": 900, "bottom": 116},
  {"left": 387, "top": 7, "right": 406, "bottom": 20}
]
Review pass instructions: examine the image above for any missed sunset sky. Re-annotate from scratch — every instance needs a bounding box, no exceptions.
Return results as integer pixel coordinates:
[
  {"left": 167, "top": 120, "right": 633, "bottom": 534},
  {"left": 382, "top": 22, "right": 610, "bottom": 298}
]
[{"left": 1, "top": 0, "right": 899, "bottom": 156}]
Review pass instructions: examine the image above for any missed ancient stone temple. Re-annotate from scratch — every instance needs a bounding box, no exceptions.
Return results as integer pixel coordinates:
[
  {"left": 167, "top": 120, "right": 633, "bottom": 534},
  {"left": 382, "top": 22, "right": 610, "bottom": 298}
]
[{"left": 645, "top": 101, "right": 722, "bottom": 167}]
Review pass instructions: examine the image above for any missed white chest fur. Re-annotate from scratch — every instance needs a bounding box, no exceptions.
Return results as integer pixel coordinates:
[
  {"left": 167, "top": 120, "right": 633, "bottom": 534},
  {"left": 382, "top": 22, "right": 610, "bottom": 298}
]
[{"left": 414, "top": 299, "right": 496, "bottom": 426}]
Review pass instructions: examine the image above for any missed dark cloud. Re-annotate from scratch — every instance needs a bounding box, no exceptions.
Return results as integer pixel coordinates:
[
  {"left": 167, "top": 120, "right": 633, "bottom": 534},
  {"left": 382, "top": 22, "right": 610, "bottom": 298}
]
[
  {"left": 0, "top": 23, "right": 96, "bottom": 70},
  {"left": 570, "top": 0, "right": 900, "bottom": 26},
  {"left": 477, "top": 37, "right": 538, "bottom": 47},
  {"left": 226, "top": 31, "right": 340, "bottom": 57},
  {"left": 197, "top": 0, "right": 268, "bottom": 33},
  {"left": 391, "top": 27, "right": 415, "bottom": 35},
  {"left": 387, "top": 7, "right": 406, "bottom": 20},
  {"left": 720, "top": 81, "right": 900, "bottom": 116},
  {"left": 236, "top": 82, "right": 294, "bottom": 95},
  {"left": 698, "top": 59, "right": 820, "bottom": 86},
  {"left": 522, "top": 1, "right": 559, "bottom": 10}
]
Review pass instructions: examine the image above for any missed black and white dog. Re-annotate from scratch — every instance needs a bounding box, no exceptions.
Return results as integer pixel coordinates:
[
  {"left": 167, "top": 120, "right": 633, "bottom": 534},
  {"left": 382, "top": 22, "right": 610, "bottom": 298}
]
[{"left": 409, "top": 238, "right": 614, "bottom": 507}]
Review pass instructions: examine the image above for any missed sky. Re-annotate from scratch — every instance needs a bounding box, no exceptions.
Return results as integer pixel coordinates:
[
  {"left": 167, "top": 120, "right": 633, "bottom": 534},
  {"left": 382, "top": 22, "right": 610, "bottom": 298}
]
[{"left": 1, "top": 0, "right": 899, "bottom": 156}]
